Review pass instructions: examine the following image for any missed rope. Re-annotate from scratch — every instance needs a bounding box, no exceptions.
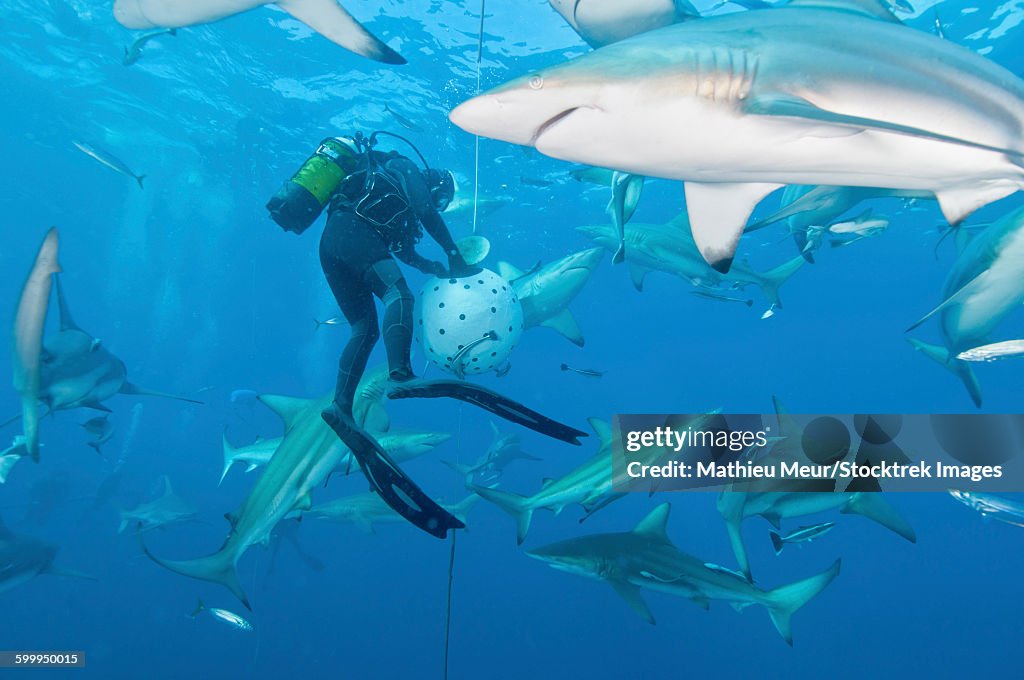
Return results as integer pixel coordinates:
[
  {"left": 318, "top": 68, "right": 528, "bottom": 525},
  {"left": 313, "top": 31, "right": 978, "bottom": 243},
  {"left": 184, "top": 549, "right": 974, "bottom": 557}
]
[
  {"left": 472, "top": 0, "right": 485, "bottom": 234},
  {"left": 443, "top": 530, "right": 457, "bottom": 680}
]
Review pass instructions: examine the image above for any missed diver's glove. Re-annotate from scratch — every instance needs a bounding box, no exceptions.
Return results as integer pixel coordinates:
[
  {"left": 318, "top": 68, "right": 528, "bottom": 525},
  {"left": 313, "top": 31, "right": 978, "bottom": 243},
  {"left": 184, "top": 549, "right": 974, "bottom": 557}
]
[
  {"left": 424, "top": 260, "right": 447, "bottom": 277},
  {"left": 447, "top": 252, "right": 479, "bottom": 278}
]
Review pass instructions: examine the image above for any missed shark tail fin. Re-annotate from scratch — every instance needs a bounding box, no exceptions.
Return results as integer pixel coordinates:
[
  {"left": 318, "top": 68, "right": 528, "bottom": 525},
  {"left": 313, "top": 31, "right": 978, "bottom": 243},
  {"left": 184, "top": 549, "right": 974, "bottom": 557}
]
[
  {"left": 907, "top": 338, "right": 982, "bottom": 407},
  {"left": 473, "top": 486, "right": 534, "bottom": 545},
  {"left": 220, "top": 431, "right": 238, "bottom": 486},
  {"left": 276, "top": 0, "right": 406, "bottom": 64},
  {"left": 764, "top": 559, "right": 841, "bottom": 645},
  {"left": 841, "top": 493, "right": 917, "bottom": 543},
  {"left": 770, "top": 531, "right": 785, "bottom": 555},
  {"left": 190, "top": 598, "right": 205, "bottom": 618},
  {"left": 754, "top": 255, "right": 805, "bottom": 309},
  {"left": 139, "top": 531, "right": 250, "bottom": 610}
]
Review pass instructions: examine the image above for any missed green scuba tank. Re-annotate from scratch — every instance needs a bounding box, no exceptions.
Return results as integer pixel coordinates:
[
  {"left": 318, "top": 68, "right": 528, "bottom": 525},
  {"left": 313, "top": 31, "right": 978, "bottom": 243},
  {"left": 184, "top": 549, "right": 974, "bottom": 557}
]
[{"left": 267, "top": 137, "right": 360, "bottom": 234}]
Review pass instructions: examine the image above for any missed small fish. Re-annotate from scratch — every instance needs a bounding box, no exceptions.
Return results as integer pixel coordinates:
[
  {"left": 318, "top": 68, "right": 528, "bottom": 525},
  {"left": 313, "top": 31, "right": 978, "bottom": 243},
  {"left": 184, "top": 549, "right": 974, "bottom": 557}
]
[
  {"left": 123, "top": 28, "right": 177, "bottom": 66},
  {"left": 451, "top": 331, "right": 499, "bottom": 379},
  {"left": 560, "top": 363, "right": 604, "bottom": 378},
  {"left": 314, "top": 317, "right": 347, "bottom": 331},
  {"left": 520, "top": 176, "right": 554, "bottom": 188},
  {"left": 384, "top": 104, "right": 422, "bottom": 132},
  {"left": 691, "top": 290, "right": 753, "bottom": 307},
  {"left": 769, "top": 522, "right": 836, "bottom": 555},
  {"left": 191, "top": 599, "right": 253, "bottom": 631},
  {"left": 73, "top": 141, "right": 145, "bottom": 189},
  {"left": 956, "top": 340, "right": 1024, "bottom": 363},
  {"left": 701, "top": 562, "right": 751, "bottom": 582},
  {"left": 760, "top": 304, "right": 777, "bottom": 320},
  {"left": 950, "top": 490, "right": 1024, "bottom": 528}
]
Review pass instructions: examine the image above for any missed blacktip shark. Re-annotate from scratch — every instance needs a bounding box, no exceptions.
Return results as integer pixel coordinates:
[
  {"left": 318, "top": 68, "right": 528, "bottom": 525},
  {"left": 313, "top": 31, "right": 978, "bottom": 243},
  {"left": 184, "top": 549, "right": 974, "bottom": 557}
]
[
  {"left": 122, "top": 27, "right": 176, "bottom": 66},
  {"left": 907, "top": 205, "right": 1024, "bottom": 407},
  {"left": 0, "top": 517, "right": 92, "bottom": 596},
  {"left": 112, "top": 0, "right": 405, "bottom": 64},
  {"left": 444, "top": 421, "right": 541, "bottom": 488},
  {"left": 307, "top": 493, "right": 478, "bottom": 534},
  {"left": 717, "top": 399, "right": 916, "bottom": 580},
  {"left": 579, "top": 213, "right": 804, "bottom": 309},
  {"left": 118, "top": 476, "right": 199, "bottom": 533},
  {"left": 142, "top": 393, "right": 376, "bottom": 607},
  {"left": 450, "top": 0, "right": 1024, "bottom": 272},
  {"left": 497, "top": 247, "right": 604, "bottom": 347},
  {"left": 72, "top": 142, "right": 145, "bottom": 189},
  {"left": 23, "top": 276, "right": 202, "bottom": 418},
  {"left": 949, "top": 490, "right": 1024, "bottom": 528},
  {"left": 12, "top": 229, "right": 60, "bottom": 461},
  {"left": 527, "top": 503, "right": 840, "bottom": 644}
]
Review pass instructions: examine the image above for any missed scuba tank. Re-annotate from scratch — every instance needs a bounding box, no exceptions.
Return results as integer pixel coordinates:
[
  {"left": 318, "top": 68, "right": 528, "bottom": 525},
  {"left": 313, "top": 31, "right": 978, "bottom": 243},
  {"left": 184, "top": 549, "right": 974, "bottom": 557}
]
[{"left": 267, "top": 137, "right": 359, "bottom": 234}]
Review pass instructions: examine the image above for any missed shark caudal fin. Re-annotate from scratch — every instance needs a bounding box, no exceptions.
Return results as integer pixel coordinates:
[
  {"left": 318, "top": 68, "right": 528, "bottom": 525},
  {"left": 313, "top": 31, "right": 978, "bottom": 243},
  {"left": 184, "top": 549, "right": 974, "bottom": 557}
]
[
  {"left": 907, "top": 338, "right": 982, "bottom": 407},
  {"left": 753, "top": 255, "right": 805, "bottom": 309},
  {"left": 139, "top": 532, "right": 250, "bottom": 610},
  {"left": 770, "top": 531, "right": 785, "bottom": 555},
  {"left": 473, "top": 486, "right": 534, "bottom": 544},
  {"left": 841, "top": 493, "right": 916, "bottom": 543},
  {"left": 764, "top": 559, "right": 841, "bottom": 645}
]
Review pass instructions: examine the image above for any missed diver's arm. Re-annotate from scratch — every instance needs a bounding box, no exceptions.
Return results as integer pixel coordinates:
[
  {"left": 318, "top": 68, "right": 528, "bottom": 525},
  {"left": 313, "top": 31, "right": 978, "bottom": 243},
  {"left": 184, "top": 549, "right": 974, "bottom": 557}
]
[
  {"left": 394, "top": 240, "right": 445, "bottom": 276},
  {"left": 389, "top": 157, "right": 470, "bottom": 274}
]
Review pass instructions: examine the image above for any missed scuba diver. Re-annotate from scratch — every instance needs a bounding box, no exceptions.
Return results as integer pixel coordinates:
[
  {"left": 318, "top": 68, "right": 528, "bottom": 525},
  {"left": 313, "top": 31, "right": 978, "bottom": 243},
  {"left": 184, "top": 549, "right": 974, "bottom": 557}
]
[{"left": 268, "top": 132, "right": 586, "bottom": 539}]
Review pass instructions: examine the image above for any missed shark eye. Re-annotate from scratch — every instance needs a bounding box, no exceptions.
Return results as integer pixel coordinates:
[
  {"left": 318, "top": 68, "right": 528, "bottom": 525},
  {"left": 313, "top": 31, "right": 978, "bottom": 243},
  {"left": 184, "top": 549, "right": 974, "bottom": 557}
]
[{"left": 529, "top": 74, "right": 544, "bottom": 90}]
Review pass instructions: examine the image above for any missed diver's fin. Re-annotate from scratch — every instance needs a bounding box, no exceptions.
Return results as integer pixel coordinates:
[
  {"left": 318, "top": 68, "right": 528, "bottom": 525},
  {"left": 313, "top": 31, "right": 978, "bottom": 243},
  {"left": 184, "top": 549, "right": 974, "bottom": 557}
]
[
  {"left": 764, "top": 559, "right": 841, "bottom": 645},
  {"left": 276, "top": 0, "right": 406, "bottom": 64},
  {"left": 841, "top": 492, "right": 917, "bottom": 543},
  {"left": 120, "top": 382, "right": 203, "bottom": 405},
  {"left": 386, "top": 379, "right": 588, "bottom": 445},
  {"left": 684, "top": 181, "right": 782, "bottom": 272},
  {"left": 322, "top": 410, "right": 463, "bottom": 540},
  {"left": 540, "top": 309, "right": 584, "bottom": 346}
]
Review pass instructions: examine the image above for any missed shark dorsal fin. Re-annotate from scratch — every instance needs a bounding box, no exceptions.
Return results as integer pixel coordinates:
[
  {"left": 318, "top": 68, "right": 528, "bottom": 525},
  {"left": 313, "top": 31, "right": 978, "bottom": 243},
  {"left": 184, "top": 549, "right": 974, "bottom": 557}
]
[
  {"left": 587, "top": 418, "right": 613, "bottom": 448},
  {"left": 771, "top": 396, "right": 803, "bottom": 443},
  {"left": 496, "top": 261, "right": 525, "bottom": 281},
  {"left": 786, "top": 0, "right": 900, "bottom": 22},
  {"left": 632, "top": 503, "right": 672, "bottom": 541},
  {"left": 160, "top": 476, "right": 172, "bottom": 497},
  {"left": 258, "top": 394, "right": 312, "bottom": 428}
]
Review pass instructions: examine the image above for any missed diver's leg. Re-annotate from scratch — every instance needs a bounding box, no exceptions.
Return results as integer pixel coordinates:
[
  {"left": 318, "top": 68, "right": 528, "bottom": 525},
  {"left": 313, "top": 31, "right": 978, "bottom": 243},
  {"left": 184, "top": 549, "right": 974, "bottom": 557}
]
[
  {"left": 320, "top": 246, "right": 380, "bottom": 419},
  {"left": 365, "top": 258, "right": 416, "bottom": 382}
]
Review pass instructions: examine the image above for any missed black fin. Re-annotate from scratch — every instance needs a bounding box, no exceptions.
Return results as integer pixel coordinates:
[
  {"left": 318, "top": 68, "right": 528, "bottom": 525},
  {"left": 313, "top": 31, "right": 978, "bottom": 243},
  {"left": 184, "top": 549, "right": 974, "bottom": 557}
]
[
  {"left": 322, "top": 408, "right": 463, "bottom": 540},
  {"left": 386, "top": 379, "right": 588, "bottom": 445}
]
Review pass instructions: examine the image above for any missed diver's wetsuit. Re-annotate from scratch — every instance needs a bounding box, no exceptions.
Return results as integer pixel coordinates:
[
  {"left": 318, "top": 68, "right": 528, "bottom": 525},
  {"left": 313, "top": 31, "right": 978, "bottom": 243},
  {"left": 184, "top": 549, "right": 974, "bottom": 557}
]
[{"left": 320, "top": 151, "right": 463, "bottom": 417}]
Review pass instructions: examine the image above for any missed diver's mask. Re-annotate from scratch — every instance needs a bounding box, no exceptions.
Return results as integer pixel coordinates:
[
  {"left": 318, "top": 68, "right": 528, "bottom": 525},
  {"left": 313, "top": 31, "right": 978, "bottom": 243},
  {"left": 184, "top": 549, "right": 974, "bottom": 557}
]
[{"left": 425, "top": 168, "right": 455, "bottom": 212}]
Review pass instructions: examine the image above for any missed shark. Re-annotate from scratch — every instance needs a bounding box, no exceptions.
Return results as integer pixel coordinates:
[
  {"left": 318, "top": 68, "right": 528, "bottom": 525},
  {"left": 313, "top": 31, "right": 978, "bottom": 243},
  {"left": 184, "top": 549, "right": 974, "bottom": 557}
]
[
  {"left": 497, "top": 247, "right": 604, "bottom": 347},
  {"left": 450, "top": 0, "right": 1024, "bottom": 271},
  {"left": 579, "top": 213, "right": 804, "bottom": 308},
  {"left": 12, "top": 229, "right": 60, "bottom": 461},
  {"left": 907, "top": 205, "right": 1024, "bottom": 407},
  {"left": 118, "top": 476, "right": 199, "bottom": 533},
  {"left": 219, "top": 429, "right": 450, "bottom": 485},
  {"left": 0, "top": 517, "right": 91, "bottom": 596},
  {"left": 527, "top": 503, "right": 840, "bottom": 644},
  {"left": 445, "top": 421, "right": 541, "bottom": 488},
  {"left": 0, "top": 437, "right": 28, "bottom": 485},
  {"left": 15, "top": 276, "right": 201, "bottom": 419},
  {"left": 112, "top": 0, "right": 405, "bottom": 64},
  {"left": 547, "top": 0, "right": 700, "bottom": 48},
  {"left": 141, "top": 394, "right": 353, "bottom": 608},
  {"left": 717, "top": 399, "right": 916, "bottom": 580},
  {"left": 307, "top": 493, "right": 478, "bottom": 534}
]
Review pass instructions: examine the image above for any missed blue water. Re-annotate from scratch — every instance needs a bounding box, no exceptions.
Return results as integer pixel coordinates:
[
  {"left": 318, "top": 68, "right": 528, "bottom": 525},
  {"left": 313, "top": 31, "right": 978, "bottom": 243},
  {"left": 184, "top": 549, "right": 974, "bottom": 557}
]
[{"left": 1, "top": 1, "right": 1023, "bottom": 678}]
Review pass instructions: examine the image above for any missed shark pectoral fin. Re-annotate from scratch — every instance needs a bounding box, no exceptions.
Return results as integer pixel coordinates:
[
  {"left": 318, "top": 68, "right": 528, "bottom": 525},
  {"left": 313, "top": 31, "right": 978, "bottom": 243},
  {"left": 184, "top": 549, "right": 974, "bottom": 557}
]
[
  {"left": 627, "top": 263, "right": 651, "bottom": 292},
  {"left": 936, "top": 185, "right": 1018, "bottom": 226},
  {"left": 292, "top": 492, "right": 313, "bottom": 514},
  {"left": 725, "top": 519, "right": 753, "bottom": 582},
  {"left": 497, "top": 261, "right": 525, "bottom": 281},
  {"left": 258, "top": 394, "right": 313, "bottom": 429},
  {"left": 690, "top": 595, "right": 711, "bottom": 611},
  {"left": 83, "top": 401, "right": 113, "bottom": 413},
  {"left": 361, "top": 402, "right": 390, "bottom": 433},
  {"left": 540, "top": 309, "right": 584, "bottom": 346},
  {"left": 841, "top": 493, "right": 916, "bottom": 543},
  {"left": 787, "top": 0, "right": 900, "bottom": 22},
  {"left": 276, "top": 0, "right": 406, "bottom": 64},
  {"left": 762, "top": 512, "right": 782, "bottom": 530},
  {"left": 906, "top": 272, "right": 987, "bottom": 333},
  {"left": 623, "top": 176, "right": 644, "bottom": 224},
  {"left": 224, "top": 511, "right": 239, "bottom": 529},
  {"left": 609, "top": 578, "right": 655, "bottom": 625},
  {"left": 684, "top": 182, "right": 782, "bottom": 272}
]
